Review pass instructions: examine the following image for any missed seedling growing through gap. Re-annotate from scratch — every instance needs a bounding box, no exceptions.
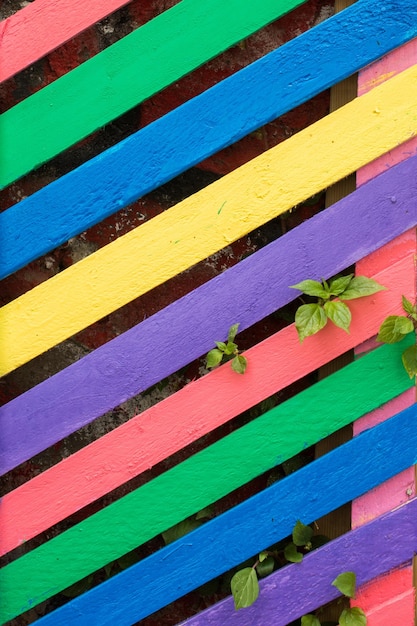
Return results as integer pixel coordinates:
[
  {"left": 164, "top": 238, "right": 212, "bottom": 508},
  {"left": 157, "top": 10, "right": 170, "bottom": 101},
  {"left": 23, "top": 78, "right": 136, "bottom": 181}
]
[
  {"left": 377, "top": 295, "right": 417, "bottom": 378},
  {"left": 206, "top": 323, "right": 247, "bottom": 374},
  {"left": 290, "top": 274, "right": 385, "bottom": 342}
]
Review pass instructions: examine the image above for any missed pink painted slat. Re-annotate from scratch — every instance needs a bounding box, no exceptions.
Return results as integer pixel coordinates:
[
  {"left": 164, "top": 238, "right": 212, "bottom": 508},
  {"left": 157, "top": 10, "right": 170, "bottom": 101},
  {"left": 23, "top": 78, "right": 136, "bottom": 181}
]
[
  {"left": 352, "top": 39, "right": 417, "bottom": 622},
  {"left": 353, "top": 567, "right": 415, "bottom": 626},
  {"left": 0, "top": 0, "right": 133, "bottom": 83},
  {"left": 0, "top": 253, "right": 413, "bottom": 556}
]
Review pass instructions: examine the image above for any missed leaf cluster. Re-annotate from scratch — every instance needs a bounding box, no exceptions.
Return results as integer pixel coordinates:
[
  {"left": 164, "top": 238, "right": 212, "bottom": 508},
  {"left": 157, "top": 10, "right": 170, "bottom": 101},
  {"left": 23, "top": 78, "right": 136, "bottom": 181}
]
[
  {"left": 206, "top": 323, "right": 247, "bottom": 374},
  {"left": 231, "top": 521, "right": 328, "bottom": 610},
  {"left": 377, "top": 296, "right": 417, "bottom": 378},
  {"left": 290, "top": 275, "right": 385, "bottom": 342},
  {"left": 303, "top": 572, "right": 367, "bottom": 626}
]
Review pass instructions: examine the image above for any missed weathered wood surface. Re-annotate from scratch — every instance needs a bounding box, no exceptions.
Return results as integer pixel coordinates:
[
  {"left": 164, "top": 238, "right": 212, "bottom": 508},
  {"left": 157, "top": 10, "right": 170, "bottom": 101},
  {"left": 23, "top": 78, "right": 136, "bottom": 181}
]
[
  {"left": 2, "top": 165, "right": 416, "bottom": 473},
  {"left": 2, "top": 0, "right": 416, "bottom": 278},
  {"left": 2, "top": 64, "right": 417, "bottom": 376},
  {"left": 179, "top": 499, "right": 417, "bottom": 625},
  {"left": 1, "top": 338, "right": 413, "bottom": 557},
  {"left": 11, "top": 403, "right": 417, "bottom": 625},
  {"left": 0, "top": 0, "right": 306, "bottom": 188},
  {"left": 0, "top": 0, "right": 133, "bottom": 82}
]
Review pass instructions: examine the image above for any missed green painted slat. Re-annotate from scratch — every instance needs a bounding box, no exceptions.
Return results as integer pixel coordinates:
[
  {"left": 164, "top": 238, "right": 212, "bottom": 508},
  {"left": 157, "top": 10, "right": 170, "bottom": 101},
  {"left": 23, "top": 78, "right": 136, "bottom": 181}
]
[
  {"left": 0, "top": 339, "right": 413, "bottom": 621},
  {"left": 0, "top": 0, "right": 305, "bottom": 188}
]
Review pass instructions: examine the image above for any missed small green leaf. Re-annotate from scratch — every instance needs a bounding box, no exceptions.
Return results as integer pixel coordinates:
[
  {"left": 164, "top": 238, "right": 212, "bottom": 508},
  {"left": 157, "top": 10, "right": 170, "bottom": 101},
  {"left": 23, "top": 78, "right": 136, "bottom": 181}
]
[
  {"left": 232, "top": 354, "right": 247, "bottom": 374},
  {"left": 301, "top": 615, "right": 322, "bottom": 626},
  {"left": 284, "top": 542, "right": 303, "bottom": 563},
  {"left": 228, "top": 323, "right": 240, "bottom": 343},
  {"left": 295, "top": 303, "right": 327, "bottom": 342},
  {"left": 224, "top": 341, "right": 238, "bottom": 356},
  {"left": 377, "top": 316, "right": 414, "bottom": 344},
  {"left": 402, "top": 344, "right": 417, "bottom": 379},
  {"left": 162, "top": 518, "right": 202, "bottom": 545},
  {"left": 290, "top": 279, "right": 329, "bottom": 299},
  {"left": 215, "top": 341, "right": 227, "bottom": 351},
  {"left": 206, "top": 348, "right": 224, "bottom": 368},
  {"left": 402, "top": 295, "right": 417, "bottom": 320},
  {"left": 323, "top": 300, "right": 351, "bottom": 333},
  {"left": 292, "top": 520, "right": 314, "bottom": 546},
  {"left": 339, "top": 607, "right": 367, "bottom": 626},
  {"left": 231, "top": 567, "right": 259, "bottom": 609},
  {"left": 332, "top": 571, "right": 356, "bottom": 599},
  {"left": 310, "top": 535, "right": 330, "bottom": 549},
  {"left": 256, "top": 556, "right": 275, "bottom": 577},
  {"left": 195, "top": 506, "right": 213, "bottom": 520},
  {"left": 338, "top": 276, "right": 385, "bottom": 300},
  {"left": 328, "top": 274, "right": 354, "bottom": 296},
  {"left": 259, "top": 550, "right": 269, "bottom": 562}
]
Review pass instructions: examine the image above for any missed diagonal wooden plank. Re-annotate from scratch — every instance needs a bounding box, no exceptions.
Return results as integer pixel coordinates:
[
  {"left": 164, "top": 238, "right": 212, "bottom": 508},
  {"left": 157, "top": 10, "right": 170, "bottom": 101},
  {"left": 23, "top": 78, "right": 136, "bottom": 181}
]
[
  {"left": 180, "top": 499, "right": 417, "bottom": 625},
  {"left": 1, "top": 338, "right": 413, "bottom": 557},
  {"left": 0, "top": 0, "right": 133, "bottom": 82},
  {"left": 0, "top": 0, "right": 306, "bottom": 188},
  {"left": 2, "top": 0, "right": 417, "bottom": 278},
  {"left": 11, "top": 402, "right": 417, "bottom": 625},
  {"left": 2, "top": 63, "right": 417, "bottom": 376},
  {"left": 2, "top": 155, "right": 416, "bottom": 474}
]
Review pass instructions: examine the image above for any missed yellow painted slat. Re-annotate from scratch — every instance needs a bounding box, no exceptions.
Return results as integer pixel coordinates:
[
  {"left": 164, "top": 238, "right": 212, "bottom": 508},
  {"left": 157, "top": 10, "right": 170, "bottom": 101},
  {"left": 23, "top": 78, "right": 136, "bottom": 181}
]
[{"left": 1, "top": 63, "right": 417, "bottom": 376}]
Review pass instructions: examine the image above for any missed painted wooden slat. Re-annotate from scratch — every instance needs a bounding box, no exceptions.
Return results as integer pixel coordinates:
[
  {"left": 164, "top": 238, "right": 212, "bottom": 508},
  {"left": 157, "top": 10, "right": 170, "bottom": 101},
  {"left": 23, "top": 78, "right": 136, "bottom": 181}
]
[
  {"left": 14, "top": 403, "right": 417, "bottom": 625},
  {"left": 0, "top": 339, "right": 411, "bottom": 616},
  {"left": 0, "top": 0, "right": 306, "bottom": 188},
  {"left": 352, "top": 567, "right": 415, "bottom": 626},
  {"left": 0, "top": 0, "right": 133, "bottom": 83},
  {"left": 2, "top": 65, "right": 417, "bottom": 377},
  {"left": 351, "top": 39, "right": 417, "bottom": 623},
  {"left": 179, "top": 499, "right": 417, "bottom": 626},
  {"left": 2, "top": 0, "right": 417, "bottom": 279},
  {"left": 1, "top": 338, "right": 413, "bottom": 557},
  {"left": 2, "top": 158, "right": 416, "bottom": 474}
]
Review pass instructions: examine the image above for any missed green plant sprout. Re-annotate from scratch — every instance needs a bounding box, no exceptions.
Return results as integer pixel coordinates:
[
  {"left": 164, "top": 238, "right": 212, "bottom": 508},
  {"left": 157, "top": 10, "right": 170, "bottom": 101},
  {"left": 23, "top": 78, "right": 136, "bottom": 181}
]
[
  {"left": 302, "top": 571, "right": 367, "bottom": 626},
  {"left": 290, "top": 274, "right": 385, "bottom": 342},
  {"left": 206, "top": 323, "right": 247, "bottom": 374},
  {"left": 377, "top": 295, "right": 417, "bottom": 378},
  {"left": 231, "top": 521, "right": 328, "bottom": 610}
]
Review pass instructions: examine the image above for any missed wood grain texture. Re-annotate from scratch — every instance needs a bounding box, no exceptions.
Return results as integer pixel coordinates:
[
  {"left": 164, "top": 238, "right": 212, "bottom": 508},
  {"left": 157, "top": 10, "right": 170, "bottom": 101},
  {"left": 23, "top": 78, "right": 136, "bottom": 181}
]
[
  {"left": 180, "top": 500, "right": 417, "bottom": 625},
  {"left": 2, "top": 65, "right": 417, "bottom": 377},
  {"left": 0, "top": 0, "right": 133, "bottom": 82},
  {"left": 2, "top": 0, "right": 417, "bottom": 277},
  {"left": 15, "top": 404, "right": 417, "bottom": 625},
  {"left": 2, "top": 162, "right": 416, "bottom": 474},
  {"left": 0, "top": 0, "right": 306, "bottom": 188},
  {"left": 1, "top": 338, "right": 413, "bottom": 557}
]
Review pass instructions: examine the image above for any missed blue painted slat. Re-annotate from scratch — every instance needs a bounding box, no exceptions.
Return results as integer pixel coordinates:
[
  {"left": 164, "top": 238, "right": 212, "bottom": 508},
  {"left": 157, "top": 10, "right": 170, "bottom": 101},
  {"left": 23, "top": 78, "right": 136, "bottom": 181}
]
[
  {"left": 180, "top": 498, "right": 417, "bottom": 625},
  {"left": 2, "top": 153, "right": 416, "bottom": 474},
  {"left": 35, "top": 403, "right": 417, "bottom": 625},
  {"left": 2, "top": 0, "right": 417, "bottom": 278}
]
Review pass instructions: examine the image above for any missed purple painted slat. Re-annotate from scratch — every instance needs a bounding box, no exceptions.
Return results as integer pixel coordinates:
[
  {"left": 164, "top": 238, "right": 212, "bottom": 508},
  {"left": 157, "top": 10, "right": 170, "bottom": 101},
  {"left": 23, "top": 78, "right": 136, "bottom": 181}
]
[
  {"left": 180, "top": 498, "right": 417, "bottom": 625},
  {"left": 1, "top": 154, "right": 417, "bottom": 474}
]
